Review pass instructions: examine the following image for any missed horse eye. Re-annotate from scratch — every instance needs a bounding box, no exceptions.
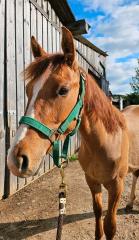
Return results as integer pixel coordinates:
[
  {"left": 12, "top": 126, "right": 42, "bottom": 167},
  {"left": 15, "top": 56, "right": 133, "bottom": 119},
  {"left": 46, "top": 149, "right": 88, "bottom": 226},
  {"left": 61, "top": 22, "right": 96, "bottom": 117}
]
[{"left": 57, "top": 86, "right": 69, "bottom": 96}]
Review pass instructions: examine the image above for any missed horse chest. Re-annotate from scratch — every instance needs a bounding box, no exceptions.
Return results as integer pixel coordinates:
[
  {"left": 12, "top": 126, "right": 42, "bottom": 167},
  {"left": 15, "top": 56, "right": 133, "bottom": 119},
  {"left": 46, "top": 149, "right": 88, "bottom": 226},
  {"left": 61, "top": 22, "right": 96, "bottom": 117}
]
[{"left": 79, "top": 131, "right": 124, "bottom": 183}]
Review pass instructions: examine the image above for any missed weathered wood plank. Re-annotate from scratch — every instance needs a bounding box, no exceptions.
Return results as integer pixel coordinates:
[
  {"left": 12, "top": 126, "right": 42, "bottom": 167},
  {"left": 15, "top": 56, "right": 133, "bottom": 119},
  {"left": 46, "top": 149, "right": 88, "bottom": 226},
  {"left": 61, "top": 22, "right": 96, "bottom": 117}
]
[
  {"left": 42, "top": 1, "right": 48, "bottom": 51},
  {"left": 36, "top": 9, "right": 45, "bottom": 175},
  {"left": 70, "top": 135, "right": 76, "bottom": 155},
  {"left": 59, "top": 21, "right": 62, "bottom": 52},
  {"left": 37, "top": 10, "right": 42, "bottom": 45},
  {"left": 84, "top": 45, "right": 87, "bottom": 71},
  {"left": 0, "top": 0, "right": 5, "bottom": 199},
  {"left": 77, "top": 40, "right": 80, "bottom": 62},
  {"left": 47, "top": 1, "right": 52, "bottom": 53},
  {"left": 37, "top": 0, "right": 42, "bottom": 7},
  {"left": 41, "top": 0, "right": 46, "bottom": 10},
  {"left": 24, "top": 0, "right": 31, "bottom": 104},
  {"left": 16, "top": 0, "right": 26, "bottom": 189},
  {"left": 31, "top": 3, "right": 37, "bottom": 60},
  {"left": 43, "top": 17, "right": 48, "bottom": 51},
  {"left": 51, "top": 9, "right": 56, "bottom": 52},
  {"left": 56, "top": 17, "right": 60, "bottom": 51},
  {"left": 42, "top": 1, "right": 50, "bottom": 172},
  {"left": 81, "top": 43, "right": 84, "bottom": 67},
  {"left": 48, "top": 4, "right": 54, "bottom": 167},
  {"left": 30, "top": 1, "right": 37, "bottom": 180},
  {"left": 23, "top": 0, "right": 33, "bottom": 185},
  {"left": 7, "top": 0, "right": 18, "bottom": 194},
  {"left": 47, "top": 3, "right": 53, "bottom": 169}
]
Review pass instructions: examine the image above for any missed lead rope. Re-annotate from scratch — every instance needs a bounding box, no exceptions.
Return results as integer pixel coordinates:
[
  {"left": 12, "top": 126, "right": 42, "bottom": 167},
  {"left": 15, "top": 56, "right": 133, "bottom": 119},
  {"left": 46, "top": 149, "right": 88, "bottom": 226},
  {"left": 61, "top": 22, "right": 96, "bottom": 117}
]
[{"left": 56, "top": 165, "right": 67, "bottom": 240}]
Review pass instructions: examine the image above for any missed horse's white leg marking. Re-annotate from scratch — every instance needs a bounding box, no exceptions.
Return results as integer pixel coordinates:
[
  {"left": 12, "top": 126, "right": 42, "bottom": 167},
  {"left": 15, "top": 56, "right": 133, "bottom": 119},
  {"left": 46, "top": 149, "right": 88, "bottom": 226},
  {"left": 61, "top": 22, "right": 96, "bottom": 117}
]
[{"left": 127, "top": 174, "right": 138, "bottom": 208}]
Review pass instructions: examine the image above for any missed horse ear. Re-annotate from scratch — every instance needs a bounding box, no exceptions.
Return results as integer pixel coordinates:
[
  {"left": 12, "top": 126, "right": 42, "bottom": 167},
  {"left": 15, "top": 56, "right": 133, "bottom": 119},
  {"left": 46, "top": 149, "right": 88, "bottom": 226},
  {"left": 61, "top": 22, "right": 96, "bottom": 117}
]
[
  {"left": 31, "top": 36, "right": 47, "bottom": 58},
  {"left": 61, "top": 27, "right": 75, "bottom": 67}
]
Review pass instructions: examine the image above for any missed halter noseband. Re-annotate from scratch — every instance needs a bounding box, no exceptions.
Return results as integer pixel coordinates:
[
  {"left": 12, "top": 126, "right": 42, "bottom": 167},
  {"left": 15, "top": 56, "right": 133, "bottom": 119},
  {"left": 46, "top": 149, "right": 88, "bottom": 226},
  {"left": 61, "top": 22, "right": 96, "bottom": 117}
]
[{"left": 19, "top": 74, "right": 85, "bottom": 167}]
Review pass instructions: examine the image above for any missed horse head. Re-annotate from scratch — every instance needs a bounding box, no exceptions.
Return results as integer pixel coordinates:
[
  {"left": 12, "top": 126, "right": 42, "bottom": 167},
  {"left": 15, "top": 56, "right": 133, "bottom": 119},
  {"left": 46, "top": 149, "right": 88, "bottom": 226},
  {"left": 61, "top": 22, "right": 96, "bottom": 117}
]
[{"left": 7, "top": 27, "right": 81, "bottom": 178}]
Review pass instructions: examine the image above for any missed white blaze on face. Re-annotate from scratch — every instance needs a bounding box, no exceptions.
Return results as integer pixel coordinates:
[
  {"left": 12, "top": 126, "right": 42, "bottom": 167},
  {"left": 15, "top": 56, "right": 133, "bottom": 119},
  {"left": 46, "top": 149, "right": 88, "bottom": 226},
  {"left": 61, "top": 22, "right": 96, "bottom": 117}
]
[{"left": 7, "top": 64, "right": 52, "bottom": 161}]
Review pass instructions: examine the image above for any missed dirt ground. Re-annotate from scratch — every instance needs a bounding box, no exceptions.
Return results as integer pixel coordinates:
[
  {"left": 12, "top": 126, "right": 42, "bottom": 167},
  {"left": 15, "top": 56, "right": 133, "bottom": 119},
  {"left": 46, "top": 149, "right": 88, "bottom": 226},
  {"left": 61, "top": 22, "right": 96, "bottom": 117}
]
[{"left": 0, "top": 161, "right": 138, "bottom": 240}]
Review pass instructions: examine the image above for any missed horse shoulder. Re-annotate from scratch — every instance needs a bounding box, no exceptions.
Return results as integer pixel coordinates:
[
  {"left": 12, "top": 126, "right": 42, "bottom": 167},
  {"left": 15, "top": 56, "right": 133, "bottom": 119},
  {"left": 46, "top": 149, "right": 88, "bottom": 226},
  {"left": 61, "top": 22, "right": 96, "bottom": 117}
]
[{"left": 79, "top": 121, "right": 128, "bottom": 183}]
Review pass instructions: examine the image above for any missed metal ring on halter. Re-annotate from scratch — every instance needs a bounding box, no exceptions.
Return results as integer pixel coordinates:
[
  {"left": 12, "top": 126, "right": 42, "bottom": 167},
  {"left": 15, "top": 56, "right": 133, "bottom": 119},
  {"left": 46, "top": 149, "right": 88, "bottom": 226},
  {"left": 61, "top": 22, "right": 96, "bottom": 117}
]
[{"left": 61, "top": 159, "right": 68, "bottom": 169}]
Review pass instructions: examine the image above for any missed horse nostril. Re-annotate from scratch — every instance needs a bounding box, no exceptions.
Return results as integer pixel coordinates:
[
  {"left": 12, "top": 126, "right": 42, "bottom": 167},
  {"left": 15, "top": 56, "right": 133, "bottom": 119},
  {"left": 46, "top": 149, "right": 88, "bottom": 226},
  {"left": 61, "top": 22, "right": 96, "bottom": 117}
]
[{"left": 18, "top": 155, "right": 29, "bottom": 172}]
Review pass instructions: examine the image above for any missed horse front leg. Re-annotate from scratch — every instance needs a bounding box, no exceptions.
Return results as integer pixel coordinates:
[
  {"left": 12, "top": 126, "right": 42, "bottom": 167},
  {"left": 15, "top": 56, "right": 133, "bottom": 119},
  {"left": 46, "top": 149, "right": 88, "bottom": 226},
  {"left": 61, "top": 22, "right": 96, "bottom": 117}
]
[
  {"left": 85, "top": 174, "right": 103, "bottom": 240},
  {"left": 103, "top": 177, "right": 124, "bottom": 240}
]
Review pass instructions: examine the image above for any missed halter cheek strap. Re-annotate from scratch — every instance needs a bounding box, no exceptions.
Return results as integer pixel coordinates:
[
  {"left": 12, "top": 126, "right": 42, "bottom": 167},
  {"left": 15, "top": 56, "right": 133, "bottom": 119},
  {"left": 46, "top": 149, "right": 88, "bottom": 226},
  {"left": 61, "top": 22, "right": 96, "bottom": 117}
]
[{"left": 19, "top": 74, "right": 85, "bottom": 167}]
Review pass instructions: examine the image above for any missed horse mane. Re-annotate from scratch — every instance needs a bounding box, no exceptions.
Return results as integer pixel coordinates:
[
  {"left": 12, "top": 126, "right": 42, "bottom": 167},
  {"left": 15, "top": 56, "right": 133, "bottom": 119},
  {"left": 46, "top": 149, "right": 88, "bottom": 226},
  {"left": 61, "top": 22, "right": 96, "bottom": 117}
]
[
  {"left": 85, "top": 74, "right": 126, "bottom": 133},
  {"left": 23, "top": 53, "right": 65, "bottom": 81}
]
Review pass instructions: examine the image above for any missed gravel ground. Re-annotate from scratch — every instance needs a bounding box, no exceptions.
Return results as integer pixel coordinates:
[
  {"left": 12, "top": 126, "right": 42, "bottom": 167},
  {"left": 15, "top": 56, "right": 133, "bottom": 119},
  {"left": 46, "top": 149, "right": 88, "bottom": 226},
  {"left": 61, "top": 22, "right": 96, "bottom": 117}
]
[{"left": 0, "top": 161, "right": 138, "bottom": 240}]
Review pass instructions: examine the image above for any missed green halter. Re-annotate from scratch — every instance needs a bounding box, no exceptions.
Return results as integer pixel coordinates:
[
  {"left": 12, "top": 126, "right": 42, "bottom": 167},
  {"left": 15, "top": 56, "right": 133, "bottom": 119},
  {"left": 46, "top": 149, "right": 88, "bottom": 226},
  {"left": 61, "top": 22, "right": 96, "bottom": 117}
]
[{"left": 19, "top": 74, "right": 85, "bottom": 167}]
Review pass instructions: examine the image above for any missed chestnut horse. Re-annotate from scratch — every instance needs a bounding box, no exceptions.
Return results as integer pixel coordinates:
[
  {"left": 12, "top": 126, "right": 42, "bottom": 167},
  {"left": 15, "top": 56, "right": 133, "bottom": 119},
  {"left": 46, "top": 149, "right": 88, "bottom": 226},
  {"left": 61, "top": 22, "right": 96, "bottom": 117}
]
[{"left": 7, "top": 27, "right": 139, "bottom": 240}]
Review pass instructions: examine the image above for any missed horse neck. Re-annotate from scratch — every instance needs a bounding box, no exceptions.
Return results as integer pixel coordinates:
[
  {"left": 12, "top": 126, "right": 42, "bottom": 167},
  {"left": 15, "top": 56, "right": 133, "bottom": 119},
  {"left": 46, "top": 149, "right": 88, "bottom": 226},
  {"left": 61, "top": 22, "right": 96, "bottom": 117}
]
[{"left": 80, "top": 74, "right": 126, "bottom": 145}]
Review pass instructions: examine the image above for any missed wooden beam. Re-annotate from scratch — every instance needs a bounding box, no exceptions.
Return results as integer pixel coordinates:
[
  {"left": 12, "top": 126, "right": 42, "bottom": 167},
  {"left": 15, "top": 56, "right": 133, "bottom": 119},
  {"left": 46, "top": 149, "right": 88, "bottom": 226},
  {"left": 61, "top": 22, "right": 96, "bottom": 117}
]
[
  {"left": 45, "top": 0, "right": 75, "bottom": 25},
  {"left": 66, "top": 19, "right": 91, "bottom": 36}
]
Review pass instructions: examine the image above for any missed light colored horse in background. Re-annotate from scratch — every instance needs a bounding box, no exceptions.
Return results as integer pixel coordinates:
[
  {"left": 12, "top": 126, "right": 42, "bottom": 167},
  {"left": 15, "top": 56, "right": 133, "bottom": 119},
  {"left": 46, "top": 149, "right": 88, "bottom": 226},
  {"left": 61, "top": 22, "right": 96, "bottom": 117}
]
[
  {"left": 7, "top": 27, "right": 139, "bottom": 240},
  {"left": 123, "top": 105, "right": 139, "bottom": 210}
]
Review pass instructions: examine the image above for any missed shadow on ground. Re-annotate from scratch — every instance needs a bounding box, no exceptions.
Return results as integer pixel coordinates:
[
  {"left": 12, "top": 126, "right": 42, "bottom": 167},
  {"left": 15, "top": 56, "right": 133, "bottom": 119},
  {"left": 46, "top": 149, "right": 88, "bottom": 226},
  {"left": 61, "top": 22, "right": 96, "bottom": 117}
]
[
  {"left": 0, "top": 212, "right": 94, "bottom": 240},
  {"left": 0, "top": 208, "right": 139, "bottom": 240}
]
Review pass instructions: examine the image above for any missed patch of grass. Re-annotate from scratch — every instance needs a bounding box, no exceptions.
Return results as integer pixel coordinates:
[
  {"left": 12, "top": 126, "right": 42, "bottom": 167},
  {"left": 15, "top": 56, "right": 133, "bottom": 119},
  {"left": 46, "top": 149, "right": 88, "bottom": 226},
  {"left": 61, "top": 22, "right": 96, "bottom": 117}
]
[{"left": 69, "top": 154, "right": 78, "bottom": 162}]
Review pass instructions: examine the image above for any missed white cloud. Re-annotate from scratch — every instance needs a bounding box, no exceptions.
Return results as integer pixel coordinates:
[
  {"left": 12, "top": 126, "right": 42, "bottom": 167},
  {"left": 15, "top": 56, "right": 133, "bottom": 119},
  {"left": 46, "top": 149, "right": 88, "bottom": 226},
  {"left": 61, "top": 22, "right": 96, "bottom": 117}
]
[
  {"left": 81, "top": 0, "right": 139, "bottom": 94},
  {"left": 94, "top": 4, "right": 139, "bottom": 57},
  {"left": 80, "top": 0, "right": 124, "bottom": 13},
  {"left": 107, "top": 57, "right": 138, "bottom": 93}
]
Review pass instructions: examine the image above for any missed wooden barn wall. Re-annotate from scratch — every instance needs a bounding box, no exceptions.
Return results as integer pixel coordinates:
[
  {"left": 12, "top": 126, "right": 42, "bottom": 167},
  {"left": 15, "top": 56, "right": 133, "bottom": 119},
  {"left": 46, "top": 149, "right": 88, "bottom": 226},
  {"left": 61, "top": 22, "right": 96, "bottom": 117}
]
[
  {"left": 75, "top": 39, "right": 109, "bottom": 95},
  {"left": 0, "top": 0, "right": 107, "bottom": 198},
  {"left": 0, "top": 0, "right": 6, "bottom": 199}
]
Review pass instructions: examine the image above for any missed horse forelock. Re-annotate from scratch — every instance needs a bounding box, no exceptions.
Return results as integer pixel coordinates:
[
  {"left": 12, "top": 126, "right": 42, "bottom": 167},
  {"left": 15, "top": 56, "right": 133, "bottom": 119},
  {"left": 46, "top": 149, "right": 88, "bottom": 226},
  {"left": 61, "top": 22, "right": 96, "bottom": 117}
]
[
  {"left": 23, "top": 53, "right": 65, "bottom": 83},
  {"left": 84, "top": 74, "right": 126, "bottom": 133}
]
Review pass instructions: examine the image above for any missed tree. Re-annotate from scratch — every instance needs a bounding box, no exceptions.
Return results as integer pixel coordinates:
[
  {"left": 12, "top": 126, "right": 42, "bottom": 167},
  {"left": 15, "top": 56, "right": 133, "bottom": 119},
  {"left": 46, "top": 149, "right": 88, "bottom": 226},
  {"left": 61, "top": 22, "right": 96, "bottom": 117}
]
[
  {"left": 123, "top": 59, "right": 139, "bottom": 106},
  {"left": 130, "top": 59, "right": 139, "bottom": 93},
  {"left": 124, "top": 92, "right": 139, "bottom": 105}
]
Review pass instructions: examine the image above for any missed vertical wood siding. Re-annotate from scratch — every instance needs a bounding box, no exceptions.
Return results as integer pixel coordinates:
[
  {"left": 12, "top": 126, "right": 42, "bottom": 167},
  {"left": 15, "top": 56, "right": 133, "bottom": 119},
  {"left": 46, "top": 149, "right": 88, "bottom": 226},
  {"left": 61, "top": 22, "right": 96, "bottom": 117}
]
[
  {"left": 0, "top": 0, "right": 106, "bottom": 198},
  {"left": 0, "top": 0, "right": 6, "bottom": 199}
]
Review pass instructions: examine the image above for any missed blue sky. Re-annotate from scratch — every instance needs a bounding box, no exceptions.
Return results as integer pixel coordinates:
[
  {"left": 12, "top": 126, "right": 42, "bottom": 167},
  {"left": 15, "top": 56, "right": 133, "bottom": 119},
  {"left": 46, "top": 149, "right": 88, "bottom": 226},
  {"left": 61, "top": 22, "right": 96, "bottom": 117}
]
[{"left": 68, "top": 0, "right": 139, "bottom": 94}]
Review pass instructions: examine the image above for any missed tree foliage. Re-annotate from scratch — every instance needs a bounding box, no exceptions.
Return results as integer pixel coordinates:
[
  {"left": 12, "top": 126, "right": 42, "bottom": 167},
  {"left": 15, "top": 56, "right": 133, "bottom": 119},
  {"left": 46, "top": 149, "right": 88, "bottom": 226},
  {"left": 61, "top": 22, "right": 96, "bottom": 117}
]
[
  {"left": 124, "top": 59, "right": 139, "bottom": 105},
  {"left": 124, "top": 92, "right": 139, "bottom": 105},
  {"left": 130, "top": 59, "right": 139, "bottom": 93}
]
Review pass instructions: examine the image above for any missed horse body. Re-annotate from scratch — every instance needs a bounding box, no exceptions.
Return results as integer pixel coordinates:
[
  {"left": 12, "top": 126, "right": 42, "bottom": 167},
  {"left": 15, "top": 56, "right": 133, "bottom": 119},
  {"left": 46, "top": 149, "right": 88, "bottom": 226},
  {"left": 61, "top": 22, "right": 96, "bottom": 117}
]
[
  {"left": 78, "top": 74, "right": 128, "bottom": 183},
  {"left": 123, "top": 105, "right": 139, "bottom": 170},
  {"left": 79, "top": 117, "right": 128, "bottom": 184},
  {"left": 76, "top": 75, "right": 129, "bottom": 239},
  {"left": 122, "top": 105, "right": 139, "bottom": 209},
  {"left": 7, "top": 27, "right": 139, "bottom": 240}
]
